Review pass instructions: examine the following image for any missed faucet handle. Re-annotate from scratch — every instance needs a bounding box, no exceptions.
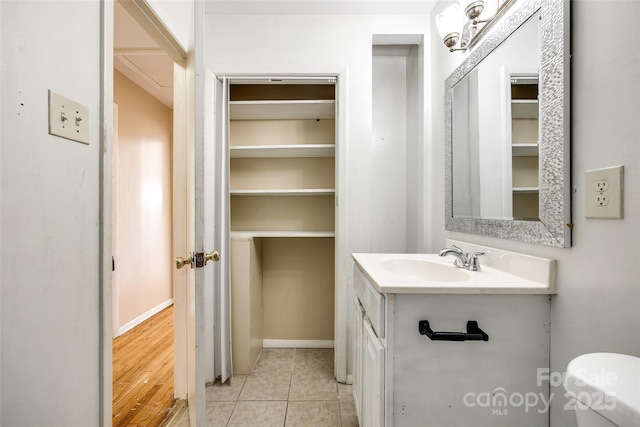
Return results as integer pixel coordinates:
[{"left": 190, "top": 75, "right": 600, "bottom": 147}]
[{"left": 468, "top": 252, "right": 485, "bottom": 271}]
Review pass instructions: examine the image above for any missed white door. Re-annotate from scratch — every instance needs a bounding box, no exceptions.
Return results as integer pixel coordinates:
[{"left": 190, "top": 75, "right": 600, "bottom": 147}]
[
  {"left": 175, "top": 54, "right": 206, "bottom": 424},
  {"left": 185, "top": 3, "right": 219, "bottom": 424},
  {"left": 182, "top": 69, "right": 232, "bottom": 426}
]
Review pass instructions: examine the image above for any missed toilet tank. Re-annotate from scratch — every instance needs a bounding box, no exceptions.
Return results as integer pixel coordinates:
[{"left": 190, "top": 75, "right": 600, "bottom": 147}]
[{"left": 564, "top": 353, "right": 640, "bottom": 427}]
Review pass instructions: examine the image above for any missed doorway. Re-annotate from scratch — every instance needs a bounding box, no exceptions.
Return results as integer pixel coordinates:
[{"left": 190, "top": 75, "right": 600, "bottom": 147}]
[
  {"left": 212, "top": 73, "right": 348, "bottom": 382},
  {"left": 227, "top": 78, "right": 338, "bottom": 372},
  {"left": 110, "top": 0, "right": 186, "bottom": 424}
]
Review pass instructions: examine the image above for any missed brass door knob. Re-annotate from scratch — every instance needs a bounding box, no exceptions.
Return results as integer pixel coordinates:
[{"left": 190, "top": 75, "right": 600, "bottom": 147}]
[
  {"left": 176, "top": 253, "right": 193, "bottom": 269},
  {"left": 205, "top": 250, "right": 220, "bottom": 263}
]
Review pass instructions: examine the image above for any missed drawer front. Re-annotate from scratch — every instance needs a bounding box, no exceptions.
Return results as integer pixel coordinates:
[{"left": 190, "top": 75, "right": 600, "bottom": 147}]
[{"left": 354, "top": 266, "right": 385, "bottom": 337}]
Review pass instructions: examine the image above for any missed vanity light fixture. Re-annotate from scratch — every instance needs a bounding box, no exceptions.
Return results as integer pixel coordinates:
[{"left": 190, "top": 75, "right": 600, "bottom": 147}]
[{"left": 436, "top": 0, "right": 507, "bottom": 52}]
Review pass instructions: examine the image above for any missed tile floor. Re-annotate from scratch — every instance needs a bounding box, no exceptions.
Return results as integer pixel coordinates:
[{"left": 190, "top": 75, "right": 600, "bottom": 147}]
[{"left": 174, "top": 348, "right": 358, "bottom": 426}]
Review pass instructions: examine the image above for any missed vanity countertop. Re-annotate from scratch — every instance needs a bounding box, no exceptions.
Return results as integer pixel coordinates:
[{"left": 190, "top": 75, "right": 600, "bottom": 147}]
[{"left": 352, "top": 241, "right": 556, "bottom": 295}]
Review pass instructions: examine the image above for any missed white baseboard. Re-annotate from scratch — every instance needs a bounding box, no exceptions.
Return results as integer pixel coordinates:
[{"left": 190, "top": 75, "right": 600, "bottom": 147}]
[
  {"left": 117, "top": 299, "right": 174, "bottom": 337},
  {"left": 262, "top": 339, "right": 335, "bottom": 349}
]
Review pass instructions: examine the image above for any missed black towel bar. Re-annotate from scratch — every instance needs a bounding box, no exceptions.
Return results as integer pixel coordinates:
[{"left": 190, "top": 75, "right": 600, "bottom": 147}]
[{"left": 418, "top": 320, "right": 489, "bottom": 342}]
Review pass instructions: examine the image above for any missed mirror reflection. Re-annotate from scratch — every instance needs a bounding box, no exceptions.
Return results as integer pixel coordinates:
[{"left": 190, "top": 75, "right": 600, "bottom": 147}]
[{"left": 452, "top": 11, "right": 540, "bottom": 220}]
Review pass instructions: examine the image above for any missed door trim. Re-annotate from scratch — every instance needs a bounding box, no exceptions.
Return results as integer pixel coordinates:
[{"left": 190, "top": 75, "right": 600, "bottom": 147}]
[
  {"left": 117, "top": 0, "right": 186, "bottom": 64},
  {"left": 111, "top": 103, "right": 119, "bottom": 338},
  {"left": 99, "top": 2, "right": 114, "bottom": 424}
]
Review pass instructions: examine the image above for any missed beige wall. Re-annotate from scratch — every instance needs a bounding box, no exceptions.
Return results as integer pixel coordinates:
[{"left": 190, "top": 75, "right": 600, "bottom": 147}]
[
  {"left": 263, "top": 237, "right": 335, "bottom": 340},
  {"left": 114, "top": 70, "right": 173, "bottom": 332}
]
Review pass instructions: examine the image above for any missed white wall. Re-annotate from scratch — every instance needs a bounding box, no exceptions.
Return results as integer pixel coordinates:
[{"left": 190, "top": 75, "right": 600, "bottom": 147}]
[
  {"left": 205, "top": 13, "right": 428, "bottom": 253},
  {"left": 428, "top": 2, "right": 640, "bottom": 426},
  {"left": 372, "top": 50, "right": 408, "bottom": 252},
  {"left": 204, "top": 12, "right": 429, "bottom": 379},
  {"left": 372, "top": 43, "right": 423, "bottom": 253},
  {"left": 146, "top": 0, "right": 193, "bottom": 51},
  {"left": 0, "top": 1, "right": 102, "bottom": 425},
  {"left": 406, "top": 44, "right": 424, "bottom": 252},
  {"left": 0, "top": 3, "right": 3, "bottom": 423}
]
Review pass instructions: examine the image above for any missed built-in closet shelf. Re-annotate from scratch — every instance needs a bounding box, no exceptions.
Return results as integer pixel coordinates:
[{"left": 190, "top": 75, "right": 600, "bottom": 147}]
[
  {"left": 511, "top": 100, "right": 538, "bottom": 119},
  {"left": 230, "top": 189, "right": 335, "bottom": 197},
  {"left": 512, "top": 143, "right": 539, "bottom": 157},
  {"left": 230, "top": 144, "right": 335, "bottom": 159},
  {"left": 230, "top": 231, "right": 335, "bottom": 238},
  {"left": 230, "top": 100, "right": 335, "bottom": 120},
  {"left": 513, "top": 187, "right": 539, "bottom": 193}
]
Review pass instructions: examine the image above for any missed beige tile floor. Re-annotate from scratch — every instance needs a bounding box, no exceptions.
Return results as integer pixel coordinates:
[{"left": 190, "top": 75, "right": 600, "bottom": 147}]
[{"left": 174, "top": 348, "right": 358, "bottom": 426}]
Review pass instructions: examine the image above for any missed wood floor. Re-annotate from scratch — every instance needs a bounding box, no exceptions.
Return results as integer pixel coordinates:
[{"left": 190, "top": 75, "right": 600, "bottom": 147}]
[{"left": 113, "top": 305, "right": 178, "bottom": 427}]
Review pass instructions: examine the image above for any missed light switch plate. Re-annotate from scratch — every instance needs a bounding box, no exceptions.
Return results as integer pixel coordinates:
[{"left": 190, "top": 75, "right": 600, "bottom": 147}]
[
  {"left": 585, "top": 166, "right": 624, "bottom": 219},
  {"left": 48, "top": 90, "right": 90, "bottom": 145}
]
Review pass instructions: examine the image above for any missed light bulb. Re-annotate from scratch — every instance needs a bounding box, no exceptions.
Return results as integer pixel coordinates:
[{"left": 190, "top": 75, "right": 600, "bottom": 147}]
[
  {"left": 458, "top": 0, "right": 485, "bottom": 21},
  {"left": 436, "top": 3, "right": 464, "bottom": 48},
  {"left": 478, "top": 0, "right": 498, "bottom": 21}
]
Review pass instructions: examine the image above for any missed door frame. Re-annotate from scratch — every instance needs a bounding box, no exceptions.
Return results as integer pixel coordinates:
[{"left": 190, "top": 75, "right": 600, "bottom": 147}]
[
  {"left": 111, "top": 103, "right": 119, "bottom": 338},
  {"left": 100, "top": 1, "right": 189, "bottom": 425},
  {"left": 99, "top": 3, "right": 114, "bottom": 424},
  {"left": 205, "top": 64, "right": 350, "bottom": 382}
]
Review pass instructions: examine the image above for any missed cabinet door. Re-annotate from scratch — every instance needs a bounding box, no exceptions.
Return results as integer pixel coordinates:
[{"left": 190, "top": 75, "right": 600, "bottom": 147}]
[
  {"left": 363, "top": 318, "right": 385, "bottom": 427},
  {"left": 353, "top": 298, "right": 364, "bottom": 422}
]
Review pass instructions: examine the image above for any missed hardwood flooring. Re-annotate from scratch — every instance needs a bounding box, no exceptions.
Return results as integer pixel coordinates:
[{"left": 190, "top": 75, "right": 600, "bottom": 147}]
[{"left": 113, "top": 305, "right": 178, "bottom": 427}]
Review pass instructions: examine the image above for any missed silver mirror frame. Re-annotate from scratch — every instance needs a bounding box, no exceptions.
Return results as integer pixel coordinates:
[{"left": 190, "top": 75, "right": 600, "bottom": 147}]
[{"left": 444, "top": 0, "right": 571, "bottom": 247}]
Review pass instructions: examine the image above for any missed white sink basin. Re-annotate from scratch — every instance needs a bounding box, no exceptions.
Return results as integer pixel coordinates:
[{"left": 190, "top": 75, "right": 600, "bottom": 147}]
[
  {"left": 352, "top": 248, "right": 556, "bottom": 294},
  {"left": 379, "top": 258, "right": 469, "bottom": 282}
]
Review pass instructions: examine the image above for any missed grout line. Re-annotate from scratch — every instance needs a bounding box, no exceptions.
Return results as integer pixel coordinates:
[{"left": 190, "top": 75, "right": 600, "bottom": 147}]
[
  {"left": 224, "top": 401, "right": 237, "bottom": 427},
  {"left": 283, "top": 400, "right": 289, "bottom": 427},
  {"left": 224, "top": 375, "right": 245, "bottom": 427},
  {"left": 283, "top": 348, "right": 295, "bottom": 425}
]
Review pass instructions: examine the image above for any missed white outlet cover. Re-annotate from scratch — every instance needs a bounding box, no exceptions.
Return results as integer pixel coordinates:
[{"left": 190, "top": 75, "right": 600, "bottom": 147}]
[
  {"left": 585, "top": 166, "right": 624, "bottom": 219},
  {"left": 48, "top": 90, "right": 90, "bottom": 145}
]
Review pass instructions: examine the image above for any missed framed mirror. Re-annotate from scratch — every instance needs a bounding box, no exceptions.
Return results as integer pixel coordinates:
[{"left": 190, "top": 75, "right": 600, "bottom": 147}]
[{"left": 444, "top": 0, "right": 571, "bottom": 247}]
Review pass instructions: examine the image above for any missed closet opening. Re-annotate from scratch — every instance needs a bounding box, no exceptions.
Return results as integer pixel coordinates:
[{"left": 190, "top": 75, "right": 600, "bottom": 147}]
[{"left": 227, "top": 79, "right": 337, "bottom": 374}]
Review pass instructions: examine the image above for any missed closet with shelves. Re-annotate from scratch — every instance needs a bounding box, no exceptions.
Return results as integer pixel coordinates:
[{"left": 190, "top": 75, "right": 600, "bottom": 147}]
[
  {"left": 510, "top": 75, "right": 539, "bottom": 219},
  {"left": 228, "top": 81, "right": 337, "bottom": 373}
]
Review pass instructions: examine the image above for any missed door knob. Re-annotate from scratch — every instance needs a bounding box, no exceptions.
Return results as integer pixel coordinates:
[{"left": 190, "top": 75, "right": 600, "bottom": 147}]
[
  {"left": 205, "top": 250, "right": 220, "bottom": 263},
  {"left": 176, "top": 253, "right": 193, "bottom": 269}
]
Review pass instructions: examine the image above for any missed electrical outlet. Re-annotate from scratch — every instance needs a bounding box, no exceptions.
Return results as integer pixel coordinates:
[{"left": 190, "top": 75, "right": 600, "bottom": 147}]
[
  {"left": 585, "top": 166, "right": 624, "bottom": 219},
  {"left": 48, "top": 90, "right": 90, "bottom": 145},
  {"left": 595, "top": 180, "right": 609, "bottom": 192}
]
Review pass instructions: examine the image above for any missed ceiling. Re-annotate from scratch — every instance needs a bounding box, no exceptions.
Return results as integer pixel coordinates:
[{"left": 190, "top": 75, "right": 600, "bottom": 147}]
[
  {"left": 114, "top": 0, "right": 437, "bottom": 109},
  {"left": 114, "top": 1, "right": 175, "bottom": 108},
  {"left": 205, "top": 0, "right": 437, "bottom": 15}
]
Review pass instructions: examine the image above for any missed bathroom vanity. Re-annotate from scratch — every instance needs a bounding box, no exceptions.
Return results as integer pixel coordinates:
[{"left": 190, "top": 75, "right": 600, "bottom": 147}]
[{"left": 351, "top": 241, "right": 556, "bottom": 427}]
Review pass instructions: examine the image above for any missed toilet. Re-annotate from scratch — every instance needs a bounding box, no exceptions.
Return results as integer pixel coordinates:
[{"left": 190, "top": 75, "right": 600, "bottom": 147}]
[{"left": 564, "top": 353, "right": 640, "bottom": 427}]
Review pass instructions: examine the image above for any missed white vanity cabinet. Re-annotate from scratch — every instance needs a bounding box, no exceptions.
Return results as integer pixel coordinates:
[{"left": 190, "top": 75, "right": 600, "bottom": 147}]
[
  {"left": 353, "top": 298, "right": 364, "bottom": 420},
  {"left": 352, "top": 262, "right": 552, "bottom": 427},
  {"left": 353, "top": 266, "right": 386, "bottom": 427}
]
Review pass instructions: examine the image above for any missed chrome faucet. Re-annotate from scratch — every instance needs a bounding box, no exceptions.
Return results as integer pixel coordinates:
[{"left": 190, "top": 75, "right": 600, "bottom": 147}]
[{"left": 438, "top": 245, "right": 485, "bottom": 271}]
